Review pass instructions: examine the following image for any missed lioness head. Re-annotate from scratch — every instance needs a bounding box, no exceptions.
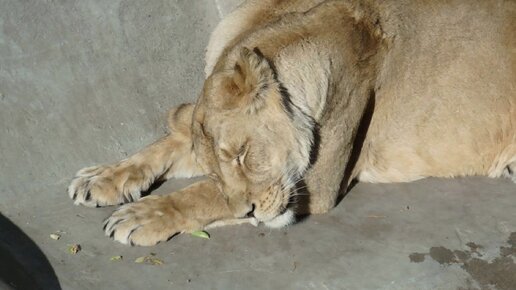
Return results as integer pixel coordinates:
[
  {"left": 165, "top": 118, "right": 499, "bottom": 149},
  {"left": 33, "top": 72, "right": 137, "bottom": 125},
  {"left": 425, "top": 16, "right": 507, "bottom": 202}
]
[{"left": 192, "top": 47, "right": 315, "bottom": 228}]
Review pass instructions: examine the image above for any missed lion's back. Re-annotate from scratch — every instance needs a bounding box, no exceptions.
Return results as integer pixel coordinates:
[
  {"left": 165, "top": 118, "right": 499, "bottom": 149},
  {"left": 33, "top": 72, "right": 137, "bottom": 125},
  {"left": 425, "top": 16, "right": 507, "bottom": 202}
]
[{"left": 356, "top": 0, "right": 516, "bottom": 182}]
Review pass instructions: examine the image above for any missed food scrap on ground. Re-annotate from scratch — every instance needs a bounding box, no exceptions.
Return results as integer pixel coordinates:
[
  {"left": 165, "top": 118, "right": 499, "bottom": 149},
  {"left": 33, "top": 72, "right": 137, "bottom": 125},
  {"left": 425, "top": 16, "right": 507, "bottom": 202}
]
[
  {"left": 68, "top": 244, "right": 81, "bottom": 254},
  {"left": 50, "top": 233, "right": 61, "bottom": 240},
  {"left": 134, "top": 255, "right": 164, "bottom": 265}
]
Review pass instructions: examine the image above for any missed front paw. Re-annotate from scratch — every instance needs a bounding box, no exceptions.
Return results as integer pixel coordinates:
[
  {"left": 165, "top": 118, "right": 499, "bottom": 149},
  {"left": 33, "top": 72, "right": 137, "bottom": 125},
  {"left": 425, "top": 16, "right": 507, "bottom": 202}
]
[
  {"left": 103, "top": 195, "right": 201, "bottom": 246},
  {"left": 68, "top": 164, "right": 144, "bottom": 207}
]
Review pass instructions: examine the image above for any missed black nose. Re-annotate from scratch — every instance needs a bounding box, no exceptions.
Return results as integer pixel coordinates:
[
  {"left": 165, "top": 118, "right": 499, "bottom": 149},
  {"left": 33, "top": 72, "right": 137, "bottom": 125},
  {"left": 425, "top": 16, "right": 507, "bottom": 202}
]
[{"left": 245, "top": 203, "right": 256, "bottom": 218}]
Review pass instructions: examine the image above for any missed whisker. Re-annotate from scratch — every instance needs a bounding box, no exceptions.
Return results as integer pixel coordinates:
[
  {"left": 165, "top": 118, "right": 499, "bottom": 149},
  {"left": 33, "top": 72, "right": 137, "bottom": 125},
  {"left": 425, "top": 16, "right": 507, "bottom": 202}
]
[{"left": 289, "top": 193, "right": 310, "bottom": 197}]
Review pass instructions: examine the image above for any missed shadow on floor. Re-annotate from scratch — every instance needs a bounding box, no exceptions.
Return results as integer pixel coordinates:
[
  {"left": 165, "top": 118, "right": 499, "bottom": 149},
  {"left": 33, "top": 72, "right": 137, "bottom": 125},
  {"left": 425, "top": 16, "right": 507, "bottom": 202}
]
[{"left": 0, "top": 213, "right": 61, "bottom": 290}]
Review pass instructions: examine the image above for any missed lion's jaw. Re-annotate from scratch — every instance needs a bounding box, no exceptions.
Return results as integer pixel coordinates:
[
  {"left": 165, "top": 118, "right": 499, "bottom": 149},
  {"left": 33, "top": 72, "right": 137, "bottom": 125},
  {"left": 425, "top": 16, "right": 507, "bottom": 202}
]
[{"left": 263, "top": 208, "right": 296, "bottom": 228}]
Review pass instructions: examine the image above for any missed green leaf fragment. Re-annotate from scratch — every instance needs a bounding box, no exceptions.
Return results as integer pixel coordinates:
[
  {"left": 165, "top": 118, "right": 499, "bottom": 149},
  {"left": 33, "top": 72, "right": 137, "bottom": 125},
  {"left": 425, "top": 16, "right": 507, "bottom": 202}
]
[
  {"left": 191, "top": 230, "right": 210, "bottom": 239},
  {"left": 149, "top": 257, "right": 164, "bottom": 265},
  {"left": 110, "top": 255, "right": 123, "bottom": 261},
  {"left": 134, "top": 255, "right": 164, "bottom": 265}
]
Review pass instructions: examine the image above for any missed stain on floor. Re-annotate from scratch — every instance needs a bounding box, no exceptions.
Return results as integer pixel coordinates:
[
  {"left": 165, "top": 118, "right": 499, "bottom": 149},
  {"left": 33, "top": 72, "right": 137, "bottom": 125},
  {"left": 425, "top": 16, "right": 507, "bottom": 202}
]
[
  {"left": 408, "top": 252, "right": 425, "bottom": 263},
  {"left": 409, "top": 232, "right": 516, "bottom": 290},
  {"left": 429, "top": 246, "right": 456, "bottom": 264}
]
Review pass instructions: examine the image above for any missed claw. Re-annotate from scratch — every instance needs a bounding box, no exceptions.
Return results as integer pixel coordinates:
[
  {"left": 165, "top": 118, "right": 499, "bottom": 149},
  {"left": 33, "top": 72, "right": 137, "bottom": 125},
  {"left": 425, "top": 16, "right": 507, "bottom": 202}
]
[
  {"left": 127, "top": 225, "right": 141, "bottom": 244},
  {"left": 105, "top": 218, "right": 125, "bottom": 236},
  {"left": 128, "top": 226, "right": 139, "bottom": 238}
]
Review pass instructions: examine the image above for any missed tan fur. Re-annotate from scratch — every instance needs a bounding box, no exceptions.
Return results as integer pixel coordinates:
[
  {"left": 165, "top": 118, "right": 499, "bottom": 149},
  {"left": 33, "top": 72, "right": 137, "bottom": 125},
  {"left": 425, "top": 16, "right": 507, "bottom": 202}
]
[{"left": 69, "top": 0, "right": 516, "bottom": 246}]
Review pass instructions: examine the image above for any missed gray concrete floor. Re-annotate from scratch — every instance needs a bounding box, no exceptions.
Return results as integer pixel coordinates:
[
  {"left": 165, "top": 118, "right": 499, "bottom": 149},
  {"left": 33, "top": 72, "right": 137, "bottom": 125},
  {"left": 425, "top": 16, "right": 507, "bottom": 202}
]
[{"left": 1, "top": 1, "right": 515, "bottom": 289}]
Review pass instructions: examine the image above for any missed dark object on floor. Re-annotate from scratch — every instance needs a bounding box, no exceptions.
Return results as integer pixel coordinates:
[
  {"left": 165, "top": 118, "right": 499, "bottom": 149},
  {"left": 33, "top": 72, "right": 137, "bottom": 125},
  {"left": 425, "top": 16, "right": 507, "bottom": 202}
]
[{"left": 0, "top": 214, "right": 61, "bottom": 290}]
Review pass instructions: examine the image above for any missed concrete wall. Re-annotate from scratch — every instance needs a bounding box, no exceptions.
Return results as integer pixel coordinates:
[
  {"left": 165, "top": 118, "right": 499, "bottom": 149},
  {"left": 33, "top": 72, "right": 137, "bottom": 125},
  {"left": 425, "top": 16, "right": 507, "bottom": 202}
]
[{"left": 0, "top": 0, "right": 240, "bottom": 199}]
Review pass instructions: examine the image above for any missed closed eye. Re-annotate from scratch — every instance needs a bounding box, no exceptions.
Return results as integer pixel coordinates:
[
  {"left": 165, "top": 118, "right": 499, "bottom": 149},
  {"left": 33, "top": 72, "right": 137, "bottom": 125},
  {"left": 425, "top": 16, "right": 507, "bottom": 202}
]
[
  {"left": 218, "top": 144, "right": 247, "bottom": 165},
  {"left": 236, "top": 144, "right": 248, "bottom": 166}
]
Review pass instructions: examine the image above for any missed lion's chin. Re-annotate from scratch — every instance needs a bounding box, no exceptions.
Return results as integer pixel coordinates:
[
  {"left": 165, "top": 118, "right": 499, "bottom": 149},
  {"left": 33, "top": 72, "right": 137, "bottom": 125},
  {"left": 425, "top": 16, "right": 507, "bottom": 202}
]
[{"left": 263, "top": 208, "right": 295, "bottom": 228}]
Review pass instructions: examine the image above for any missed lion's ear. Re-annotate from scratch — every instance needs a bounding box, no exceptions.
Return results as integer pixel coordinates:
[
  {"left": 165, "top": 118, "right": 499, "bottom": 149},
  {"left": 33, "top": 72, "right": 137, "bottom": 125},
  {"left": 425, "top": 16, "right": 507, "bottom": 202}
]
[
  {"left": 231, "top": 47, "right": 276, "bottom": 113},
  {"left": 233, "top": 47, "right": 274, "bottom": 98},
  {"left": 205, "top": 47, "right": 275, "bottom": 113}
]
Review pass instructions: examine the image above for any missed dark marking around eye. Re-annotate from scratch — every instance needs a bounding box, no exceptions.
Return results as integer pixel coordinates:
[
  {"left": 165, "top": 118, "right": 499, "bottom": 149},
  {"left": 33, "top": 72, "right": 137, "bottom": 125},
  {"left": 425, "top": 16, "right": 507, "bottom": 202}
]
[
  {"left": 237, "top": 144, "right": 246, "bottom": 156},
  {"left": 235, "top": 143, "right": 249, "bottom": 168}
]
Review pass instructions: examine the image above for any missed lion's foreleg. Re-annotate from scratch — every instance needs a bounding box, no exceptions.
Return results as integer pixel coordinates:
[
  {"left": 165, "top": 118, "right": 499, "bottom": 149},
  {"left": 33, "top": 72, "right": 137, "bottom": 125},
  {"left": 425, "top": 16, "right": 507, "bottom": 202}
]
[
  {"left": 104, "top": 180, "right": 235, "bottom": 246},
  {"left": 68, "top": 103, "right": 204, "bottom": 207}
]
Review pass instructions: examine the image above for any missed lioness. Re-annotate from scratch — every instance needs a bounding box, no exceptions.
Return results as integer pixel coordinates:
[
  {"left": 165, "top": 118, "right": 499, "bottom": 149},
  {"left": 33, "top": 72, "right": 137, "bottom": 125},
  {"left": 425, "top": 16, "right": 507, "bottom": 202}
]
[{"left": 68, "top": 0, "right": 515, "bottom": 246}]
